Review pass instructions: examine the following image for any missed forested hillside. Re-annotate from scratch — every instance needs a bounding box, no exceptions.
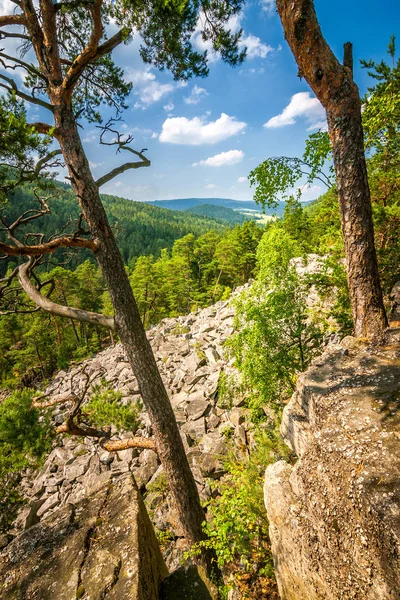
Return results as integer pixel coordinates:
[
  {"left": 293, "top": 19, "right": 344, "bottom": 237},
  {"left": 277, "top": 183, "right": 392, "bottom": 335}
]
[
  {"left": 185, "top": 203, "right": 248, "bottom": 224},
  {"left": 0, "top": 185, "right": 227, "bottom": 275}
]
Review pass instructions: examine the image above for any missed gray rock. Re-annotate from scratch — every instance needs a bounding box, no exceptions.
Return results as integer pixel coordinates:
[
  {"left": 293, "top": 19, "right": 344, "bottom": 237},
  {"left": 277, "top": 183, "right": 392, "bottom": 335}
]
[
  {"left": 181, "top": 418, "right": 206, "bottom": 442},
  {"left": 265, "top": 328, "right": 400, "bottom": 600},
  {"left": 1, "top": 475, "right": 168, "bottom": 600},
  {"left": 186, "top": 394, "right": 210, "bottom": 421},
  {"left": 36, "top": 493, "right": 60, "bottom": 518}
]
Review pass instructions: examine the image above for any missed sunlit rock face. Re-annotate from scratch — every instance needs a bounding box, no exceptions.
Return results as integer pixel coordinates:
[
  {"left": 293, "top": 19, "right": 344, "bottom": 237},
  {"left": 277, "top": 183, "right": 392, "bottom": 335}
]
[{"left": 264, "top": 328, "right": 400, "bottom": 600}]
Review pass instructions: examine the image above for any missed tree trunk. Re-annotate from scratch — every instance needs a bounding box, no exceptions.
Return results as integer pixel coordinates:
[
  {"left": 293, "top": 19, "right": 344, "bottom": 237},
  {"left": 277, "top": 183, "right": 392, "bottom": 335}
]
[
  {"left": 53, "top": 104, "right": 207, "bottom": 549},
  {"left": 276, "top": 0, "right": 388, "bottom": 337}
]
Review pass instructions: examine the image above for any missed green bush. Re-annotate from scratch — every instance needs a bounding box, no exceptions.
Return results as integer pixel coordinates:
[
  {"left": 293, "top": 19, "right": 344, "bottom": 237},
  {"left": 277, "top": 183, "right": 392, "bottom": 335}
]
[
  {"left": 82, "top": 383, "right": 142, "bottom": 431},
  {"left": 0, "top": 389, "right": 53, "bottom": 532}
]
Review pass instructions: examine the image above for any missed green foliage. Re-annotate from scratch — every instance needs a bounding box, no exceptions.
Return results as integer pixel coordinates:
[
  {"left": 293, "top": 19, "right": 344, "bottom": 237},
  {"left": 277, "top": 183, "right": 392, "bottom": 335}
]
[
  {"left": 186, "top": 204, "right": 248, "bottom": 224},
  {"left": 189, "top": 426, "right": 291, "bottom": 573},
  {"left": 229, "top": 229, "right": 326, "bottom": 419},
  {"left": 82, "top": 384, "right": 142, "bottom": 431},
  {"left": 0, "top": 390, "right": 54, "bottom": 532},
  {"left": 216, "top": 372, "right": 244, "bottom": 410},
  {"left": 0, "top": 94, "right": 53, "bottom": 200}
]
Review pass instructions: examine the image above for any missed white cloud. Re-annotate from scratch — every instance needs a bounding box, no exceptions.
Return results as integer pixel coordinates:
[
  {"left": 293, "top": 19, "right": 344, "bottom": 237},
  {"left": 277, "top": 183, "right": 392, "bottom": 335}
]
[
  {"left": 184, "top": 85, "right": 208, "bottom": 105},
  {"left": 297, "top": 183, "right": 323, "bottom": 201},
  {"left": 260, "top": 0, "right": 275, "bottom": 15},
  {"left": 159, "top": 113, "right": 246, "bottom": 145},
  {"left": 192, "top": 10, "right": 275, "bottom": 62},
  {"left": 126, "top": 67, "right": 174, "bottom": 108},
  {"left": 264, "top": 92, "right": 326, "bottom": 129},
  {"left": 193, "top": 150, "right": 244, "bottom": 167},
  {"left": 205, "top": 183, "right": 217, "bottom": 189},
  {"left": 239, "top": 34, "right": 273, "bottom": 59},
  {"left": 163, "top": 101, "right": 175, "bottom": 112},
  {"left": 237, "top": 176, "right": 247, "bottom": 183}
]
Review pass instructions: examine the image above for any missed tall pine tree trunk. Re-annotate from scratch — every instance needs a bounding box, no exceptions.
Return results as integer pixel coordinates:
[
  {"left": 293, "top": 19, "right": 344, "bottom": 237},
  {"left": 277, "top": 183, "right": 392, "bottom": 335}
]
[
  {"left": 276, "top": 0, "right": 388, "bottom": 337},
  {"left": 54, "top": 104, "right": 207, "bottom": 549}
]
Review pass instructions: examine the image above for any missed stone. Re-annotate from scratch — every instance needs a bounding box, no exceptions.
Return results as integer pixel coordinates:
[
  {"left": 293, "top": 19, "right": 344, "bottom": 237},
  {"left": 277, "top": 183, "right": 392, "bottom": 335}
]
[
  {"left": 36, "top": 493, "right": 60, "bottom": 518},
  {"left": 99, "top": 451, "right": 114, "bottom": 465},
  {"left": 1, "top": 475, "right": 168, "bottom": 600},
  {"left": 228, "top": 407, "right": 245, "bottom": 427},
  {"left": 205, "top": 347, "right": 220, "bottom": 364},
  {"left": 0, "top": 533, "right": 12, "bottom": 549},
  {"left": 264, "top": 328, "right": 400, "bottom": 600},
  {"left": 160, "top": 566, "right": 218, "bottom": 600},
  {"left": 186, "top": 394, "right": 210, "bottom": 421},
  {"left": 134, "top": 449, "right": 159, "bottom": 489},
  {"left": 64, "top": 455, "right": 90, "bottom": 481},
  {"left": 181, "top": 418, "right": 206, "bottom": 442}
]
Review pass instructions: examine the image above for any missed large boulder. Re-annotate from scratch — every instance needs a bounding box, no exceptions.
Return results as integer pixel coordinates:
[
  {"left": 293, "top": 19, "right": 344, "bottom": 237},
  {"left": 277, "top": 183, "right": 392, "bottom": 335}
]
[
  {"left": 1, "top": 474, "right": 168, "bottom": 600},
  {"left": 264, "top": 328, "right": 400, "bottom": 600}
]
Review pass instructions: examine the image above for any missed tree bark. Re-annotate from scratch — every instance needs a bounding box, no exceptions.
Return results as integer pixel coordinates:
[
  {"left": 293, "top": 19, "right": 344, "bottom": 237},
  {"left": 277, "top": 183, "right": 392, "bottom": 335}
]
[
  {"left": 51, "top": 103, "right": 207, "bottom": 550},
  {"left": 276, "top": 0, "right": 388, "bottom": 337}
]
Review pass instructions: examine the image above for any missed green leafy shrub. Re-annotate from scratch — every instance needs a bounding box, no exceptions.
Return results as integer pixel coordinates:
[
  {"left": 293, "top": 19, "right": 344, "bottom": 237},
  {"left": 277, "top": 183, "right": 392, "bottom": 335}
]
[
  {"left": 188, "top": 426, "right": 292, "bottom": 574},
  {"left": 229, "top": 233, "right": 326, "bottom": 420},
  {"left": 0, "top": 389, "right": 53, "bottom": 532},
  {"left": 82, "top": 383, "right": 142, "bottom": 431}
]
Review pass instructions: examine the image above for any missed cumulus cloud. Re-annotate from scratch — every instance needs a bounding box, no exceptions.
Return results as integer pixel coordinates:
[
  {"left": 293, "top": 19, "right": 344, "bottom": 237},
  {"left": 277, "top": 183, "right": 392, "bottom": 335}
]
[
  {"left": 264, "top": 92, "right": 326, "bottom": 129},
  {"left": 237, "top": 176, "right": 247, "bottom": 183},
  {"left": 239, "top": 34, "right": 274, "bottom": 59},
  {"left": 205, "top": 183, "right": 217, "bottom": 189},
  {"left": 260, "top": 0, "right": 275, "bottom": 15},
  {"left": 159, "top": 113, "right": 246, "bottom": 145},
  {"left": 126, "top": 68, "right": 182, "bottom": 108},
  {"left": 192, "top": 10, "right": 275, "bottom": 62},
  {"left": 193, "top": 150, "right": 244, "bottom": 167},
  {"left": 184, "top": 85, "right": 208, "bottom": 105}
]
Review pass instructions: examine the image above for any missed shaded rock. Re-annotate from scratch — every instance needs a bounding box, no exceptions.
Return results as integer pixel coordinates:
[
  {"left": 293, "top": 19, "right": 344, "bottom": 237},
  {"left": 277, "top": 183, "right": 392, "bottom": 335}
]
[
  {"left": 1, "top": 474, "right": 168, "bottom": 600},
  {"left": 181, "top": 418, "right": 206, "bottom": 442},
  {"left": 134, "top": 449, "right": 159, "bottom": 489},
  {"left": 160, "top": 565, "right": 218, "bottom": 600}
]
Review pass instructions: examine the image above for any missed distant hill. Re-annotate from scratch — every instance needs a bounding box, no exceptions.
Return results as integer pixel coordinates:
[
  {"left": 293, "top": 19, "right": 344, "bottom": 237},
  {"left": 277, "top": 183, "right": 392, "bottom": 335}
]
[
  {"left": 148, "top": 197, "right": 290, "bottom": 217},
  {"left": 185, "top": 204, "right": 248, "bottom": 224}
]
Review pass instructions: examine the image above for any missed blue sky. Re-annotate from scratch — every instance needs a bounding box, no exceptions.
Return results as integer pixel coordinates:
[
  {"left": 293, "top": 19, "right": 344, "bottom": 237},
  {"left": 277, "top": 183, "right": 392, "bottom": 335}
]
[{"left": 2, "top": 0, "right": 399, "bottom": 202}]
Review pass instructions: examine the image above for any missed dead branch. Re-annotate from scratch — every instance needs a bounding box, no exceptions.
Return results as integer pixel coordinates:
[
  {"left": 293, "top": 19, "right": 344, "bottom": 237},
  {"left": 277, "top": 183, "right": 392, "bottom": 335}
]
[
  {"left": 40, "top": 365, "right": 156, "bottom": 452},
  {"left": 103, "top": 437, "right": 156, "bottom": 452},
  {"left": 95, "top": 118, "right": 150, "bottom": 187},
  {"left": 33, "top": 391, "right": 78, "bottom": 408},
  {"left": 18, "top": 259, "right": 115, "bottom": 329},
  {"left": 0, "top": 73, "right": 53, "bottom": 112}
]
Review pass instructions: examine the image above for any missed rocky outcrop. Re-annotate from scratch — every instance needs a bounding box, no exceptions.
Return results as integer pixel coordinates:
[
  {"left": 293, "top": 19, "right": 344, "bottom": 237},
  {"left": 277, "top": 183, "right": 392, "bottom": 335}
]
[
  {"left": 264, "top": 328, "right": 400, "bottom": 600},
  {"left": 1, "top": 474, "right": 168, "bottom": 599}
]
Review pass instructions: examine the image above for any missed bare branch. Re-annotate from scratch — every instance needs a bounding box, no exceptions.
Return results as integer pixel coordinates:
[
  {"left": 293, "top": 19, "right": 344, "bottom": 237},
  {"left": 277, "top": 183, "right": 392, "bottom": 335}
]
[
  {"left": 0, "top": 73, "right": 53, "bottom": 111},
  {"left": 0, "top": 30, "right": 30, "bottom": 41},
  {"left": 95, "top": 118, "right": 150, "bottom": 187},
  {"left": 96, "top": 156, "right": 150, "bottom": 188},
  {"left": 18, "top": 260, "right": 115, "bottom": 330},
  {"left": 0, "top": 51, "right": 46, "bottom": 81},
  {"left": 103, "top": 438, "right": 156, "bottom": 452}
]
